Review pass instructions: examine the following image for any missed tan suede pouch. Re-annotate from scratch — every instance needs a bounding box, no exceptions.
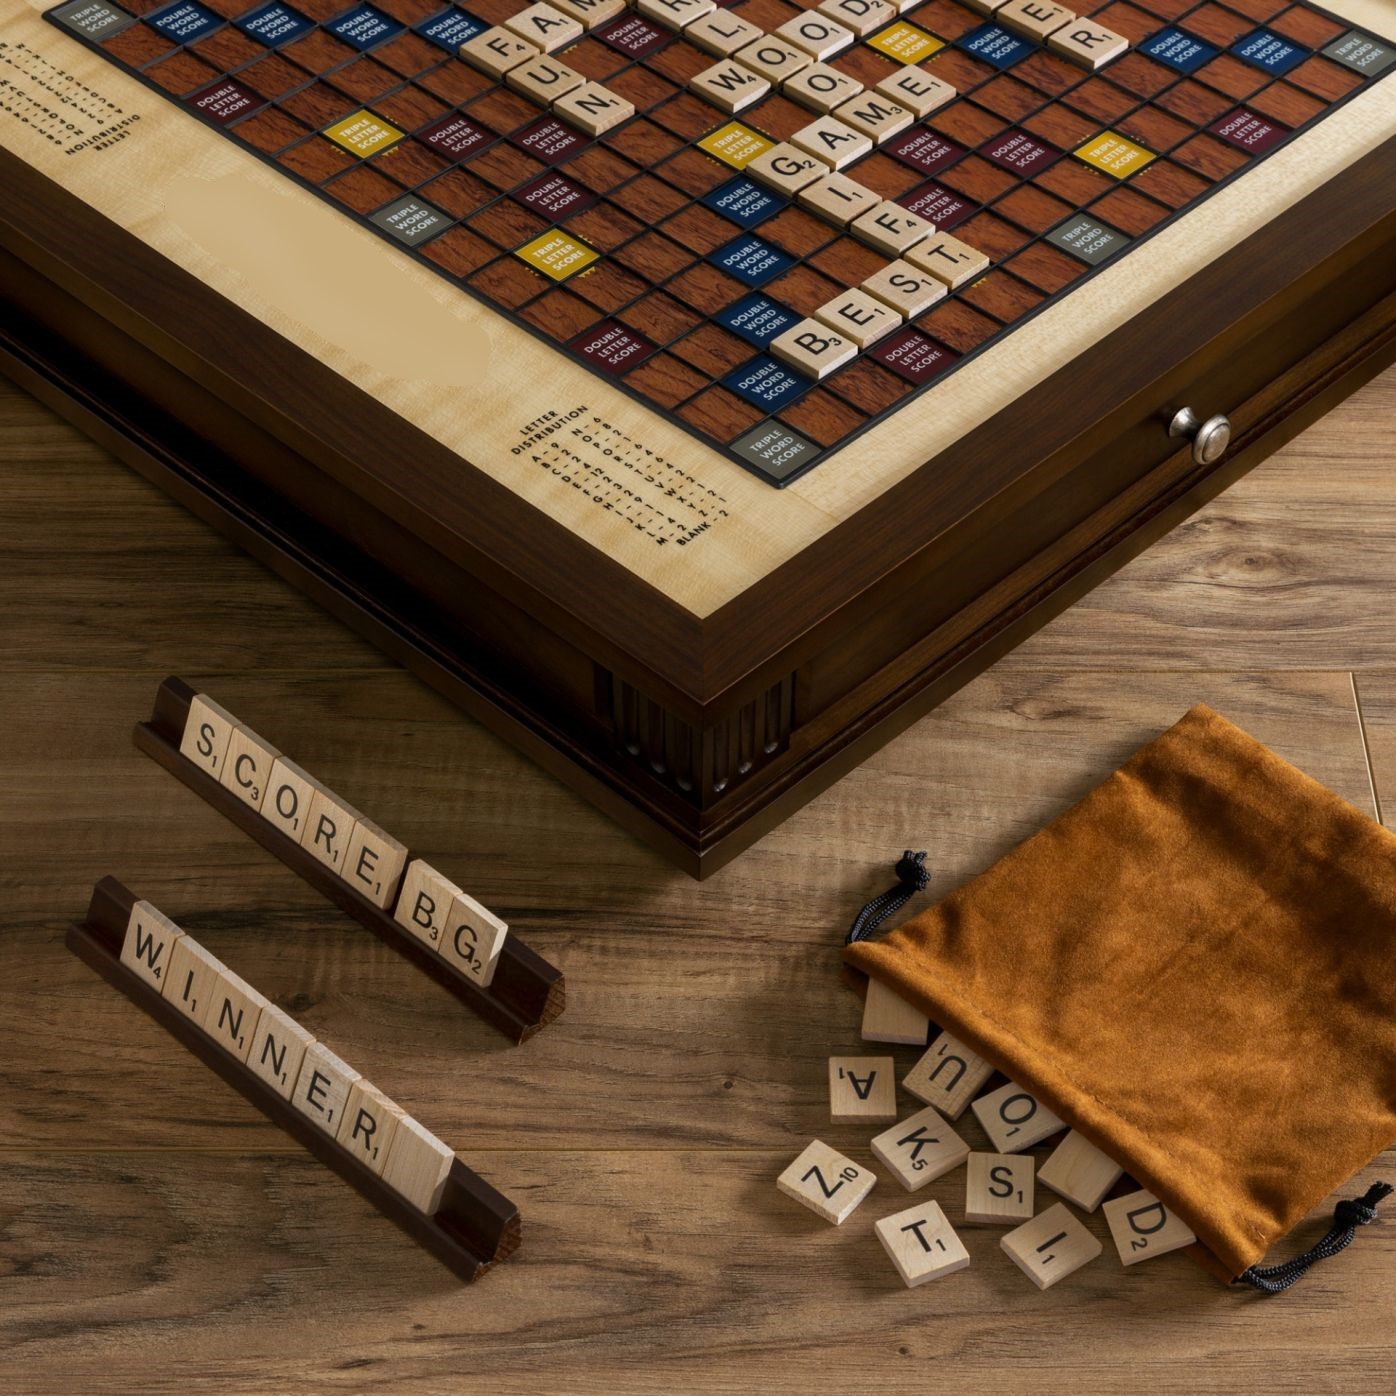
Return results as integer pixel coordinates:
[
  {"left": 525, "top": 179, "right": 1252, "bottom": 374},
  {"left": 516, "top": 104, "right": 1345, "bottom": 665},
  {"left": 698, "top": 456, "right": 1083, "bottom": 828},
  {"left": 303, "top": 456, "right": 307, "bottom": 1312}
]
[{"left": 842, "top": 705, "right": 1396, "bottom": 1283}]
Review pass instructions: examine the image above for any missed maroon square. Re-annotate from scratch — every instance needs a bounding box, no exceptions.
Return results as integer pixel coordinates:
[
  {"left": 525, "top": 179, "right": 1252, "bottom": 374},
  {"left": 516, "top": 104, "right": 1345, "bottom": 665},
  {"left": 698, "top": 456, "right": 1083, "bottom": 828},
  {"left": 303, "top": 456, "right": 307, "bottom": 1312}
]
[
  {"left": 187, "top": 79, "right": 263, "bottom": 125},
  {"left": 895, "top": 180, "right": 974, "bottom": 230},
  {"left": 870, "top": 330, "right": 961, "bottom": 385},
  {"left": 518, "top": 172, "right": 598, "bottom": 219},
  {"left": 883, "top": 128, "right": 967, "bottom": 176},
  {"left": 512, "top": 117, "right": 588, "bottom": 166},
  {"left": 594, "top": 12, "right": 672, "bottom": 58},
  {"left": 980, "top": 128, "right": 1062, "bottom": 176},
  {"left": 570, "top": 319, "right": 659, "bottom": 375},
  {"left": 419, "top": 114, "right": 494, "bottom": 160},
  {"left": 1207, "top": 106, "right": 1289, "bottom": 156}
]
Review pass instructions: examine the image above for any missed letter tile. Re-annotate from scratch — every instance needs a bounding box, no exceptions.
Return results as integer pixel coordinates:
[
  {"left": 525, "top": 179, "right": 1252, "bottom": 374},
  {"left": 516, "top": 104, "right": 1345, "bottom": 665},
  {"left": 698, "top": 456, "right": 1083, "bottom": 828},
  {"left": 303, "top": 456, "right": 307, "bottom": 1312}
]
[
  {"left": 460, "top": 25, "right": 540, "bottom": 77},
  {"left": 1047, "top": 18, "right": 1128, "bottom": 67},
  {"left": 205, "top": 964, "right": 269, "bottom": 1063},
  {"left": 1001, "top": 1202, "right": 1101, "bottom": 1288},
  {"left": 635, "top": 0, "right": 715, "bottom": 30},
  {"left": 691, "top": 59, "right": 773, "bottom": 113},
  {"left": 748, "top": 141, "right": 829, "bottom": 194},
  {"left": 770, "top": 318, "right": 858, "bottom": 378},
  {"left": 343, "top": 816, "right": 409, "bottom": 910},
  {"left": 828, "top": 1054, "right": 898, "bottom": 1123},
  {"left": 905, "top": 232, "right": 990, "bottom": 287},
  {"left": 775, "top": 12, "right": 854, "bottom": 59},
  {"left": 860, "top": 977, "right": 929, "bottom": 1045},
  {"left": 777, "top": 1139, "right": 876, "bottom": 1222},
  {"left": 733, "top": 36, "right": 811, "bottom": 84},
  {"left": 875, "top": 65, "right": 956, "bottom": 118},
  {"left": 870, "top": 1104, "right": 969, "bottom": 1189},
  {"left": 997, "top": 0, "right": 1075, "bottom": 41},
  {"left": 508, "top": 56, "right": 587, "bottom": 103},
  {"left": 814, "top": 287, "right": 901, "bottom": 347},
  {"left": 392, "top": 859, "right": 462, "bottom": 952},
  {"left": 438, "top": 890, "right": 511, "bottom": 988},
  {"left": 247, "top": 1002, "right": 316, "bottom": 1100},
  {"left": 876, "top": 1200, "right": 970, "bottom": 1286},
  {"left": 797, "top": 173, "right": 880, "bottom": 225},
  {"left": 299, "top": 785, "right": 362, "bottom": 875},
  {"left": 554, "top": 82, "right": 635, "bottom": 134},
  {"left": 791, "top": 115, "right": 871, "bottom": 169},
  {"left": 851, "top": 199, "right": 934, "bottom": 255},
  {"left": 381, "top": 1113, "right": 456, "bottom": 1213},
  {"left": 120, "top": 899, "right": 184, "bottom": 993},
  {"left": 831, "top": 92, "right": 913, "bottom": 142},
  {"left": 816, "top": 0, "right": 897, "bottom": 39},
  {"left": 550, "top": 0, "right": 625, "bottom": 28},
  {"left": 1038, "top": 1130, "right": 1124, "bottom": 1212},
  {"left": 971, "top": 1080, "right": 1066, "bottom": 1153},
  {"left": 964, "top": 1152, "right": 1035, "bottom": 1225},
  {"left": 218, "top": 724, "right": 281, "bottom": 813},
  {"left": 261, "top": 756, "right": 319, "bottom": 843},
  {"left": 685, "top": 10, "right": 763, "bottom": 55},
  {"left": 904, "top": 1029, "right": 994, "bottom": 1119},
  {"left": 862, "top": 258, "right": 946, "bottom": 316},
  {"left": 504, "top": 1, "right": 583, "bottom": 49},
  {"left": 783, "top": 62, "right": 864, "bottom": 115},
  {"left": 1103, "top": 1188, "right": 1196, "bottom": 1264},
  {"left": 162, "top": 933, "right": 223, "bottom": 1028},
  {"left": 337, "top": 1077, "right": 405, "bottom": 1176},
  {"left": 178, "top": 693, "right": 238, "bottom": 780},
  {"left": 292, "top": 1040, "right": 361, "bottom": 1137}
]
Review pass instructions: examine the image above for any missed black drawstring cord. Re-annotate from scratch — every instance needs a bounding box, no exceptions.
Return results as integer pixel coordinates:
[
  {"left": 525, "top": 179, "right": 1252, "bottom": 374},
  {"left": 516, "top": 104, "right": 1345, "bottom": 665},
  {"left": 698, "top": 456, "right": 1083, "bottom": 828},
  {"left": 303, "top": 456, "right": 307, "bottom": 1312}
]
[
  {"left": 845, "top": 851, "right": 930, "bottom": 945},
  {"left": 1236, "top": 1182, "right": 1392, "bottom": 1294}
]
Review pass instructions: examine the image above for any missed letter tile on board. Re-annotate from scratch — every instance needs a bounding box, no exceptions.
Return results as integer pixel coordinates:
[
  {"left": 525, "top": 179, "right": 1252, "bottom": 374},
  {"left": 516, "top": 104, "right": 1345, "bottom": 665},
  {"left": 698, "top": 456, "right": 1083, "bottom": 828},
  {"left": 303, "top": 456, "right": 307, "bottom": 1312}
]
[
  {"left": 381, "top": 1114, "right": 456, "bottom": 1214},
  {"left": 686, "top": 10, "right": 762, "bottom": 56},
  {"left": 828, "top": 1055, "right": 897, "bottom": 1123},
  {"left": 261, "top": 756, "right": 319, "bottom": 843},
  {"left": 178, "top": 693, "right": 238, "bottom": 780},
  {"left": 832, "top": 93, "right": 913, "bottom": 142},
  {"left": 337, "top": 1078, "right": 404, "bottom": 1176},
  {"left": 905, "top": 233, "right": 991, "bottom": 288},
  {"left": 550, "top": 0, "right": 625, "bottom": 27},
  {"left": 1038, "top": 1130, "right": 1124, "bottom": 1212},
  {"left": 876, "top": 66, "right": 955, "bottom": 118},
  {"left": 870, "top": 1104, "right": 969, "bottom": 1189},
  {"left": 851, "top": 200, "right": 933, "bottom": 255},
  {"left": 971, "top": 1080, "right": 1066, "bottom": 1153},
  {"left": 1103, "top": 1189, "right": 1196, "bottom": 1265},
  {"left": 814, "top": 288, "right": 901, "bottom": 348},
  {"left": 691, "top": 60, "right": 772, "bottom": 114},
  {"left": 219, "top": 725, "right": 281, "bottom": 813},
  {"left": 797, "top": 173, "right": 880, "bottom": 226},
  {"left": 504, "top": 1, "right": 584, "bottom": 49},
  {"left": 393, "top": 858, "right": 461, "bottom": 952},
  {"left": 997, "top": 0, "right": 1075, "bottom": 41},
  {"left": 1047, "top": 19, "right": 1128, "bottom": 67},
  {"left": 1001, "top": 1202, "right": 1101, "bottom": 1289},
  {"left": 777, "top": 1139, "right": 876, "bottom": 1223},
  {"left": 205, "top": 965, "right": 269, "bottom": 1064},
  {"left": 959, "top": 0, "right": 1010, "bottom": 12},
  {"left": 120, "top": 900, "right": 185, "bottom": 993},
  {"left": 747, "top": 141, "right": 829, "bottom": 195},
  {"left": 508, "top": 56, "right": 586, "bottom": 104},
  {"left": 817, "top": 0, "right": 896, "bottom": 39},
  {"left": 461, "top": 26, "right": 540, "bottom": 78},
  {"left": 904, "top": 1030, "right": 994, "bottom": 1119},
  {"left": 860, "top": 977, "right": 929, "bottom": 1045},
  {"left": 775, "top": 12, "right": 854, "bottom": 60},
  {"left": 792, "top": 116, "right": 871, "bottom": 169},
  {"left": 733, "top": 37, "right": 811, "bottom": 84},
  {"left": 342, "top": 817, "right": 408, "bottom": 910},
  {"left": 784, "top": 63, "right": 864, "bottom": 115},
  {"left": 635, "top": 0, "right": 715, "bottom": 30},
  {"left": 862, "top": 259, "right": 946, "bottom": 317},
  {"left": 554, "top": 83, "right": 635, "bottom": 135},
  {"left": 438, "top": 891, "right": 510, "bottom": 988},
  {"left": 964, "top": 1152, "right": 1035, "bottom": 1224},
  {"left": 247, "top": 1002, "right": 315, "bottom": 1100},
  {"left": 770, "top": 319, "right": 858, "bottom": 379},
  {"left": 300, "top": 785, "right": 362, "bottom": 875},
  {"left": 293, "top": 1041, "right": 361, "bottom": 1137},
  {"left": 162, "top": 934, "right": 223, "bottom": 1028},
  {"left": 876, "top": 1201, "right": 970, "bottom": 1287}
]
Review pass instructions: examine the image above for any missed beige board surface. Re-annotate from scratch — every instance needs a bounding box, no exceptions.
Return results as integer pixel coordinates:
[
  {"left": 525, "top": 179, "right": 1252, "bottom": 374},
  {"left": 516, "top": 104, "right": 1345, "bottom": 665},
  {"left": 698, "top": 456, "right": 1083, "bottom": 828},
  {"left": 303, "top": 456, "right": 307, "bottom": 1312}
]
[{"left": 6, "top": 1, "right": 1396, "bottom": 618}]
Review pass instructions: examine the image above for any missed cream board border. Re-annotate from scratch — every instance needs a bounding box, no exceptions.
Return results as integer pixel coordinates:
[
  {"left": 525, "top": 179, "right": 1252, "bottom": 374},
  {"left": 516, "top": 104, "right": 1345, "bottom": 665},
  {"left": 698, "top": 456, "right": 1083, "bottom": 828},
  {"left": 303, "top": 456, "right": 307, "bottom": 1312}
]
[{"left": 5, "top": 0, "right": 1394, "bottom": 618}]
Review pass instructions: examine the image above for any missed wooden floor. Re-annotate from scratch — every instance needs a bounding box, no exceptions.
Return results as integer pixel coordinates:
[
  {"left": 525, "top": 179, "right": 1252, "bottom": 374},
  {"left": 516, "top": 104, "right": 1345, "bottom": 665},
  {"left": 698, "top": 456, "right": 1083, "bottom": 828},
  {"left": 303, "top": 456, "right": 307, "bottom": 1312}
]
[{"left": 2, "top": 367, "right": 1394, "bottom": 1393}]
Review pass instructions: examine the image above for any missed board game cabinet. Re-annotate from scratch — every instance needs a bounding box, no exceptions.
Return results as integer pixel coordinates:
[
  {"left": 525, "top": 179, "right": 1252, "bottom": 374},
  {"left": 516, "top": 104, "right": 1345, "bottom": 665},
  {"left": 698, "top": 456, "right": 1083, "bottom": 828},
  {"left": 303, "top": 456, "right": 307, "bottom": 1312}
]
[{"left": 2, "top": 0, "right": 1395, "bottom": 875}]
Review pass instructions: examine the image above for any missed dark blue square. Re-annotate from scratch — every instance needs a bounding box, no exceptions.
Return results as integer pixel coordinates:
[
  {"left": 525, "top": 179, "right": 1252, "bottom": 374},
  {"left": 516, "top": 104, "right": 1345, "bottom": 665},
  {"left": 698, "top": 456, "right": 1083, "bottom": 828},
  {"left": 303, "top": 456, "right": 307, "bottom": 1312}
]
[
  {"left": 149, "top": 0, "right": 221, "bottom": 42},
  {"left": 1139, "top": 27, "right": 1218, "bottom": 73},
  {"left": 956, "top": 23, "right": 1033, "bottom": 69},
  {"left": 236, "top": 2, "right": 313, "bottom": 45},
  {"left": 708, "top": 235, "right": 795, "bottom": 288},
  {"left": 1232, "top": 27, "right": 1307, "bottom": 73},
  {"left": 702, "top": 177, "right": 786, "bottom": 229},
  {"left": 714, "top": 294, "right": 799, "bottom": 347},
  {"left": 326, "top": 4, "right": 404, "bottom": 48},
  {"left": 722, "top": 356, "right": 812, "bottom": 410},
  {"left": 414, "top": 6, "right": 486, "bottom": 49}
]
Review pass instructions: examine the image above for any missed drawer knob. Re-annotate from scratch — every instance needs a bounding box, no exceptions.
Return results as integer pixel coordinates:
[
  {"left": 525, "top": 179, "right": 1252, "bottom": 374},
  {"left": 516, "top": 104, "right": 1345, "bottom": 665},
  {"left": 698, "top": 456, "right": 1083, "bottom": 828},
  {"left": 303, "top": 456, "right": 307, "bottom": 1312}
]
[{"left": 1168, "top": 406, "right": 1232, "bottom": 465}]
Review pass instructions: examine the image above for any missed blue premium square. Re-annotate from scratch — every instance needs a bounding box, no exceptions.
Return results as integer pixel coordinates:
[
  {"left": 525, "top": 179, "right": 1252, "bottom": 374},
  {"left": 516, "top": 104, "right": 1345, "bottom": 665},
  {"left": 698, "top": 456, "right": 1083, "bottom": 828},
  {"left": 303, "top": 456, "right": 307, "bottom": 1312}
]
[
  {"left": 722, "top": 356, "right": 812, "bottom": 410},
  {"left": 702, "top": 177, "right": 786, "bottom": 229},
  {"left": 148, "top": 0, "right": 221, "bottom": 42},
  {"left": 326, "top": 4, "right": 404, "bottom": 48},
  {"left": 1139, "top": 27, "right": 1218, "bottom": 74},
  {"left": 715, "top": 294, "right": 799, "bottom": 347},
  {"left": 1231, "top": 27, "right": 1306, "bottom": 74},
  {"left": 956, "top": 23, "right": 1033, "bottom": 69},
  {"left": 415, "top": 6, "right": 486, "bottom": 49},
  {"left": 709, "top": 235, "right": 795, "bottom": 288},
  {"left": 236, "top": 1, "right": 313, "bottom": 45}
]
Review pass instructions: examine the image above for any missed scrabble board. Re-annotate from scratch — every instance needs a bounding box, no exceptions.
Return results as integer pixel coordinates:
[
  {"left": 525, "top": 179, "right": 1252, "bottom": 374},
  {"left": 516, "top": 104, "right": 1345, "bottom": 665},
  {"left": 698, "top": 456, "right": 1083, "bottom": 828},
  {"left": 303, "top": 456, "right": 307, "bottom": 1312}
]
[{"left": 2, "top": 0, "right": 1394, "bottom": 873}]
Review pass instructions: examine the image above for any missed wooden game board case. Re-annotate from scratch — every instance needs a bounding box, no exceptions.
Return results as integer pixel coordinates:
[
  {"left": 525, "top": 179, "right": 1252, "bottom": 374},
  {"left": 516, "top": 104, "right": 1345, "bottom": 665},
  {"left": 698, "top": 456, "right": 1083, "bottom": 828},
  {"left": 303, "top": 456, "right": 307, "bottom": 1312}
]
[{"left": 3, "top": 0, "right": 1395, "bottom": 874}]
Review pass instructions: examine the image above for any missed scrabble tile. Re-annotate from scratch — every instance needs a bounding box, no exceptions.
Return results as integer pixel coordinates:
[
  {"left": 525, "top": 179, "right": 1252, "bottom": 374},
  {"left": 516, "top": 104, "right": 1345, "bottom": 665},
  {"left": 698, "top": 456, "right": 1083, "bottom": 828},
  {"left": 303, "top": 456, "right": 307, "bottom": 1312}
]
[
  {"left": 293, "top": 1040, "right": 361, "bottom": 1137},
  {"left": 261, "top": 756, "right": 319, "bottom": 843},
  {"left": 797, "top": 173, "right": 880, "bottom": 225},
  {"left": 875, "top": 1200, "right": 970, "bottom": 1286},
  {"left": 860, "top": 977, "right": 929, "bottom": 1044},
  {"left": 817, "top": 0, "right": 896, "bottom": 39},
  {"left": 685, "top": 9, "right": 762, "bottom": 56},
  {"left": 218, "top": 724, "right": 280, "bottom": 813},
  {"left": 791, "top": 117, "right": 871, "bottom": 169},
  {"left": 1001, "top": 1203, "right": 1101, "bottom": 1288},
  {"left": 438, "top": 890, "right": 511, "bottom": 988},
  {"left": 876, "top": 65, "right": 956, "bottom": 118},
  {"left": 507, "top": 55, "right": 586, "bottom": 104},
  {"left": 635, "top": 0, "right": 714, "bottom": 30},
  {"left": 120, "top": 900, "right": 184, "bottom": 994},
  {"left": 1038, "top": 1130, "right": 1124, "bottom": 1212},
  {"left": 971, "top": 1080, "right": 1066, "bottom": 1153},
  {"left": 550, "top": 0, "right": 625, "bottom": 28},
  {"left": 392, "top": 858, "right": 462, "bottom": 951},
  {"left": 246, "top": 1001, "right": 315, "bottom": 1100},
  {"left": 870, "top": 1104, "right": 970, "bottom": 1189},
  {"left": 337, "top": 1077, "right": 404, "bottom": 1176},
  {"left": 904, "top": 1030, "right": 994, "bottom": 1118},
  {"left": 299, "top": 784, "right": 361, "bottom": 876},
  {"left": 828, "top": 1055, "right": 898, "bottom": 1123},
  {"left": 965, "top": 1152, "right": 1035, "bottom": 1224},
  {"left": 733, "top": 37, "right": 811, "bottom": 85},
  {"left": 777, "top": 1139, "right": 876, "bottom": 1223},
  {"left": 1103, "top": 1188, "right": 1196, "bottom": 1265},
  {"left": 691, "top": 59, "right": 772, "bottom": 114},
  {"left": 504, "top": 1, "right": 583, "bottom": 49},
  {"left": 784, "top": 63, "right": 864, "bottom": 115},
  {"left": 382, "top": 1113, "right": 456, "bottom": 1213},
  {"left": 162, "top": 934, "right": 222, "bottom": 1028},
  {"left": 851, "top": 200, "right": 933, "bottom": 255},
  {"left": 832, "top": 92, "right": 914, "bottom": 142},
  {"left": 342, "top": 816, "right": 408, "bottom": 910},
  {"left": 1047, "top": 18, "right": 1129, "bottom": 68},
  {"left": 178, "top": 693, "right": 237, "bottom": 780},
  {"left": 862, "top": 258, "right": 946, "bottom": 317},
  {"left": 204, "top": 964, "right": 269, "bottom": 1064},
  {"left": 554, "top": 82, "right": 635, "bottom": 135},
  {"left": 997, "top": 0, "right": 1074, "bottom": 41},
  {"left": 770, "top": 318, "right": 858, "bottom": 379},
  {"left": 747, "top": 142, "right": 829, "bottom": 196},
  {"left": 460, "top": 25, "right": 540, "bottom": 78},
  {"left": 959, "top": 0, "right": 1009, "bottom": 11},
  {"left": 905, "top": 233, "right": 990, "bottom": 287},
  {"left": 814, "top": 288, "right": 901, "bottom": 348},
  {"left": 775, "top": 12, "right": 854, "bottom": 60}
]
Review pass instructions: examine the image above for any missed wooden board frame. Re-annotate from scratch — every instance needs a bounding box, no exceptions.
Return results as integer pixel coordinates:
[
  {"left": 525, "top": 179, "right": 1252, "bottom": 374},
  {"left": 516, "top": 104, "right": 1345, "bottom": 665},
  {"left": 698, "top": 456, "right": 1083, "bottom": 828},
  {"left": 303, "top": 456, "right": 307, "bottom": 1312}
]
[
  {"left": 70, "top": 876, "right": 521, "bottom": 1283},
  {"left": 135, "top": 678, "right": 565, "bottom": 1042}
]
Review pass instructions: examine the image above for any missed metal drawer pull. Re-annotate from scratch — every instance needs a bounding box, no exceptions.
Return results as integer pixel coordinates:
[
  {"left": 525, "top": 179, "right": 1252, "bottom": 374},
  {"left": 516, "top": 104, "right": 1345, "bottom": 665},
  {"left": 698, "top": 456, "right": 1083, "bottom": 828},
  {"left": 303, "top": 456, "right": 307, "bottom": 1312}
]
[{"left": 1169, "top": 406, "right": 1232, "bottom": 466}]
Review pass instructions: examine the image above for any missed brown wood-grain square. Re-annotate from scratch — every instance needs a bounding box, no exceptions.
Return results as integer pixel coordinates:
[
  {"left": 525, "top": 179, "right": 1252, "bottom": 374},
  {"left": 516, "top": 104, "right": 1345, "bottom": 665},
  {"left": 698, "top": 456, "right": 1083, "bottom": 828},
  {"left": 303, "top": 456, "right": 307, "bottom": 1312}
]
[
  {"left": 291, "top": 0, "right": 349, "bottom": 18},
  {"left": 570, "top": 146, "right": 643, "bottom": 193},
  {"left": 1156, "top": 77, "right": 1233, "bottom": 124},
  {"left": 1127, "top": 157, "right": 1210, "bottom": 208},
  {"left": 1004, "top": 242, "right": 1086, "bottom": 294},
  {"left": 1131, "top": 0, "right": 1195, "bottom": 17},
  {"left": 1065, "top": 76, "right": 1140, "bottom": 125},
  {"left": 846, "top": 152, "right": 921, "bottom": 199},
  {"left": 145, "top": 50, "right": 218, "bottom": 96},
  {"left": 956, "top": 209, "right": 1031, "bottom": 260},
  {"left": 647, "top": 43, "right": 713, "bottom": 85},
  {"left": 1087, "top": 1, "right": 1160, "bottom": 43},
  {"left": 1011, "top": 50, "right": 1081, "bottom": 98},
  {"left": 762, "top": 208, "right": 837, "bottom": 259},
  {"left": 418, "top": 58, "right": 495, "bottom": 105},
  {"left": 323, "top": 164, "right": 405, "bottom": 214},
  {"left": 567, "top": 38, "right": 631, "bottom": 82},
  {"left": 1222, "top": 0, "right": 1286, "bottom": 18},
  {"left": 373, "top": 85, "right": 449, "bottom": 133},
  {"left": 959, "top": 269, "right": 1043, "bottom": 323},
  {"left": 469, "top": 89, "right": 539, "bottom": 135},
  {"left": 1170, "top": 131, "right": 1249, "bottom": 180},
  {"left": 239, "top": 54, "right": 306, "bottom": 101},
  {"left": 667, "top": 263, "right": 745, "bottom": 314},
  {"left": 101, "top": 23, "right": 175, "bottom": 66},
  {"left": 747, "top": 95, "right": 814, "bottom": 144},
  {"left": 278, "top": 135, "right": 357, "bottom": 182},
  {"left": 617, "top": 174, "right": 690, "bottom": 224},
  {"left": 282, "top": 29, "right": 354, "bottom": 74},
  {"left": 652, "top": 92, "right": 725, "bottom": 140},
  {"left": 1105, "top": 51, "right": 1176, "bottom": 99},
  {"left": 809, "top": 236, "right": 887, "bottom": 286},
  {"left": 1194, "top": 53, "right": 1268, "bottom": 100},
  {"left": 974, "top": 76, "right": 1045, "bottom": 123},
  {"left": 916, "top": 296, "right": 1000, "bottom": 351},
  {"left": 569, "top": 201, "right": 647, "bottom": 252},
  {"left": 377, "top": 0, "right": 448, "bottom": 23},
  {"left": 618, "top": 291, "right": 703, "bottom": 345},
  {"left": 658, "top": 148, "right": 730, "bottom": 195},
  {"left": 281, "top": 81, "right": 356, "bottom": 128},
  {"left": 568, "top": 260, "right": 649, "bottom": 311},
  {"left": 993, "top": 184, "right": 1073, "bottom": 235},
  {"left": 930, "top": 100, "right": 1008, "bottom": 148},
  {"left": 830, "top": 46, "right": 900, "bottom": 87},
  {"left": 469, "top": 198, "right": 551, "bottom": 250},
  {"left": 1116, "top": 102, "right": 1193, "bottom": 153},
  {"left": 190, "top": 27, "right": 262, "bottom": 70},
  {"left": 826, "top": 357, "right": 913, "bottom": 414},
  {"left": 777, "top": 389, "right": 864, "bottom": 448},
  {"left": 419, "top": 223, "right": 497, "bottom": 277},
  {"left": 1035, "top": 156, "right": 1112, "bottom": 204},
  {"left": 613, "top": 231, "right": 696, "bottom": 282},
  {"left": 660, "top": 206, "right": 733, "bottom": 256},
  {"left": 1246, "top": 80, "right": 1322, "bottom": 128},
  {"left": 469, "top": 0, "right": 528, "bottom": 20},
  {"left": 1088, "top": 185, "right": 1169, "bottom": 235},
  {"left": 905, "top": 0, "right": 983, "bottom": 40},
  {"left": 677, "top": 386, "right": 765, "bottom": 442},
  {"left": 1186, "top": 3, "right": 1259, "bottom": 46},
  {"left": 608, "top": 66, "right": 680, "bottom": 111},
  {"left": 1022, "top": 102, "right": 1098, "bottom": 149},
  {"left": 373, "top": 32, "right": 442, "bottom": 78},
  {"left": 670, "top": 324, "right": 752, "bottom": 377},
  {"left": 520, "top": 289, "right": 603, "bottom": 340},
  {"left": 420, "top": 166, "right": 496, "bottom": 217},
  {"left": 1286, "top": 55, "right": 1362, "bottom": 102},
  {"left": 622, "top": 352, "right": 709, "bottom": 410},
  {"left": 468, "top": 256, "right": 548, "bottom": 308},
  {"left": 942, "top": 153, "right": 1016, "bottom": 202},
  {"left": 767, "top": 265, "right": 846, "bottom": 316},
  {"left": 235, "top": 108, "right": 310, "bottom": 154},
  {"left": 468, "top": 142, "right": 546, "bottom": 191},
  {"left": 925, "top": 50, "right": 995, "bottom": 91},
  {"left": 733, "top": 0, "right": 805, "bottom": 31},
  {"left": 609, "top": 119, "right": 684, "bottom": 168},
  {"left": 327, "top": 57, "right": 401, "bottom": 104}
]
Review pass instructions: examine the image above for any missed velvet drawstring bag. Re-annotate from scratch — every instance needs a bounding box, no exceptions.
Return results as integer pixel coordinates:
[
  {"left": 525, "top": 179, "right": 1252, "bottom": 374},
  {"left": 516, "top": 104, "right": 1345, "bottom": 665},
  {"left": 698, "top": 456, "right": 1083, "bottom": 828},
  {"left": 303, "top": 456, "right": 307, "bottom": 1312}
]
[{"left": 842, "top": 705, "right": 1396, "bottom": 1289}]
